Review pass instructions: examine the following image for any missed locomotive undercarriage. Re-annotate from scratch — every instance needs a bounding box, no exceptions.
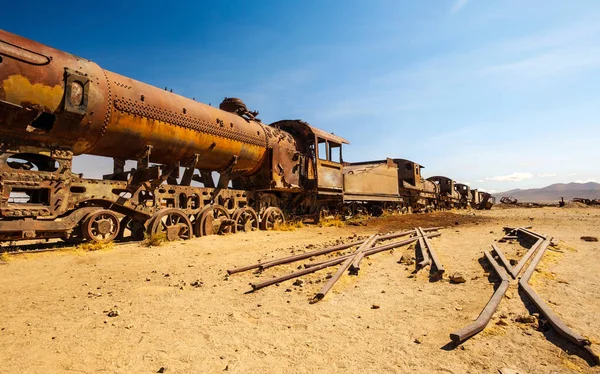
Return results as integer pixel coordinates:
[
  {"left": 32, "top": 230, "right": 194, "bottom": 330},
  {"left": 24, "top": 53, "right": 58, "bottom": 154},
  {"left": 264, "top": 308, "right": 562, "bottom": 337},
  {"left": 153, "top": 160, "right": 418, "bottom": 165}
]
[{"left": 0, "top": 145, "right": 293, "bottom": 243}]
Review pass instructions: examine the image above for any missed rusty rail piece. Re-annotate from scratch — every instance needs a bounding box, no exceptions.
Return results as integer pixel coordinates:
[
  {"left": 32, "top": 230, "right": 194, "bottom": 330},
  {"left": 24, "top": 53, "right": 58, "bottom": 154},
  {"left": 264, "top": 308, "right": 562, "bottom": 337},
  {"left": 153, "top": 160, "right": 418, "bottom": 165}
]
[
  {"left": 510, "top": 237, "right": 543, "bottom": 278},
  {"left": 304, "top": 233, "right": 441, "bottom": 269},
  {"left": 312, "top": 235, "right": 378, "bottom": 302},
  {"left": 450, "top": 250, "right": 510, "bottom": 344},
  {"left": 490, "top": 244, "right": 515, "bottom": 279},
  {"left": 503, "top": 226, "right": 533, "bottom": 234},
  {"left": 518, "top": 228, "right": 546, "bottom": 240},
  {"left": 349, "top": 234, "right": 379, "bottom": 275},
  {"left": 519, "top": 238, "right": 600, "bottom": 365},
  {"left": 227, "top": 227, "right": 441, "bottom": 275},
  {"left": 250, "top": 235, "right": 426, "bottom": 291},
  {"left": 416, "top": 228, "right": 431, "bottom": 268},
  {"left": 417, "top": 227, "right": 445, "bottom": 275}
]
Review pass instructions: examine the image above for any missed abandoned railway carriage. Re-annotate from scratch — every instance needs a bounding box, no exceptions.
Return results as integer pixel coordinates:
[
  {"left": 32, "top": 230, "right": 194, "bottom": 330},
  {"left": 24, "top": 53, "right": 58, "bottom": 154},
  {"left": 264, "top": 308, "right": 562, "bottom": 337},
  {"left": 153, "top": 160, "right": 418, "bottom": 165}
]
[
  {"left": 342, "top": 158, "right": 439, "bottom": 214},
  {"left": 0, "top": 29, "right": 491, "bottom": 244}
]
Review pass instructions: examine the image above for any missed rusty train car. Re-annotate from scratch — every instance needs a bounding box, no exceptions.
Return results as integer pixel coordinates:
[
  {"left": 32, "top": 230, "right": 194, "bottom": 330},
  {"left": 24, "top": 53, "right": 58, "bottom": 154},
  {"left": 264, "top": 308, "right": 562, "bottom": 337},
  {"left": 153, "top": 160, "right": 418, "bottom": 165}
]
[{"left": 0, "top": 29, "right": 491, "bottom": 244}]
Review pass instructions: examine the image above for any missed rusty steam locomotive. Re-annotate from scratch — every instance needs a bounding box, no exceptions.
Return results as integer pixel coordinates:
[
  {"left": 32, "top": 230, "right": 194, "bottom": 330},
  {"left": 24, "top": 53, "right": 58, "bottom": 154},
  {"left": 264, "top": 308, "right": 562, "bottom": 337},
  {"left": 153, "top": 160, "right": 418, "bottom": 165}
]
[{"left": 0, "top": 29, "right": 493, "bottom": 244}]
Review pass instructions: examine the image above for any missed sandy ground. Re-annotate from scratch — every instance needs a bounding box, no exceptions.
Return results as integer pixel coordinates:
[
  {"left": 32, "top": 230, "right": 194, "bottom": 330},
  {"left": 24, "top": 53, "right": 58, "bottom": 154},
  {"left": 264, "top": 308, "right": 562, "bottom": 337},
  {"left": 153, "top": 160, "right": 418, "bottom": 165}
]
[{"left": 1, "top": 207, "right": 599, "bottom": 374}]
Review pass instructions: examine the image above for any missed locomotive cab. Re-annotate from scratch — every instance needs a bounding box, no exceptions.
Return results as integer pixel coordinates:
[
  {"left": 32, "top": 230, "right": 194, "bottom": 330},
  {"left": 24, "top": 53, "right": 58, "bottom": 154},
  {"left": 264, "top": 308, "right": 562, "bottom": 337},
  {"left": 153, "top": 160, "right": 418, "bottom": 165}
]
[{"left": 270, "top": 120, "right": 348, "bottom": 197}]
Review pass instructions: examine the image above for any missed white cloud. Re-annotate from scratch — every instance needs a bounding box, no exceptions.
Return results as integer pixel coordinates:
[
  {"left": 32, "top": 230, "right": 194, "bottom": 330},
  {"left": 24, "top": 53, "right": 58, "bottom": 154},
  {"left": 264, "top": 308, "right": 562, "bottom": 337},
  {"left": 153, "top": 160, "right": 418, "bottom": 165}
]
[
  {"left": 450, "top": 0, "right": 469, "bottom": 14},
  {"left": 537, "top": 173, "right": 556, "bottom": 177},
  {"left": 574, "top": 179, "right": 596, "bottom": 183},
  {"left": 485, "top": 172, "right": 534, "bottom": 182},
  {"left": 476, "top": 179, "right": 483, "bottom": 183}
]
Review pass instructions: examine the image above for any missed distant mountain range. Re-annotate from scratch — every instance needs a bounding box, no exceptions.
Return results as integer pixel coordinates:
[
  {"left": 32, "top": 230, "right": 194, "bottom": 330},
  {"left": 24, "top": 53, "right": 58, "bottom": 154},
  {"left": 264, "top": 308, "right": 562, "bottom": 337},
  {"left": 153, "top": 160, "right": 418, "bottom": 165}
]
[{"left": 493, "top": 182, "right": 600, "bottom": 203}]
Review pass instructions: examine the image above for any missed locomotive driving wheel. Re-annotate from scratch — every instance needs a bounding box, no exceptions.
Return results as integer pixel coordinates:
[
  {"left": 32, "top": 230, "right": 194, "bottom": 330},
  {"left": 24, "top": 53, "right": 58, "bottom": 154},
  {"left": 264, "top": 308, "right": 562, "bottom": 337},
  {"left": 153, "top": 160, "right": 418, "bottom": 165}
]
[
  {"left": 232, "top": 207, "right": 259, "bottom": 233},
  {"left": 195, "top": 204, "right": 232, "bottom": 236},
  {"left": 82, "top": 210, "right": 120, "bottom": 243},
  {"left": 148, "top": 209, "right": 192, "bottom": 241},
  {"left": 260, "top": 207, "right": 285, "bottom": 230}
]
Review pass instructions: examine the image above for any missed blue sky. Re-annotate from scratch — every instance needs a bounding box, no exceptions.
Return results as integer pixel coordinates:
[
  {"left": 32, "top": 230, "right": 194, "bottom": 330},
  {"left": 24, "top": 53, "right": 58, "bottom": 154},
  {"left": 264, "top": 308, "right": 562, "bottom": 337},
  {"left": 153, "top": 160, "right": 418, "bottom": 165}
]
[{"left": 3, "top": 0, "right": 600, "bottom": 193}]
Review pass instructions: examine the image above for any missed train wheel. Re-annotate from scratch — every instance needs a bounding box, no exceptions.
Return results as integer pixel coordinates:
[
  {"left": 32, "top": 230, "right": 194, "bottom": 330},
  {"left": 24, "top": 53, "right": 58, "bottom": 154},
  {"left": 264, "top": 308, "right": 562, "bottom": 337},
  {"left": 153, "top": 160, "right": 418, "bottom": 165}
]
[
  {"left": 232, "top": 207, "right": 259, "bottom": 233},
  {"left": 117, "top": 217, "right": 146, "bottom": 241},
  {"left": 83, "top": 210, "right": 121, "bottom": 243},
  {"left": 260, "top": 207, "right": 285, "bottom": 230},
  {"left": 196, "top": 204, "right": 231, "bottom": 236},
  {"left": 148, "top": 209, "right": 192, "bottom": 241}
]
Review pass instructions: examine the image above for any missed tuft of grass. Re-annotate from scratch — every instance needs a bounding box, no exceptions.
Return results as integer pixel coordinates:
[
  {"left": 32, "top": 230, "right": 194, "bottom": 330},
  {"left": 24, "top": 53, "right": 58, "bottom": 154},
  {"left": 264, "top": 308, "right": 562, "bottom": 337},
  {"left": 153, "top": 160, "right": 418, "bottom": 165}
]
[
  {"left": 0, "top": 252, "right": 12, "bottom": 262},
  {"left": 318, "top": 216, "right": 345, "bottom": 228},
  {"left": 274, "top": 220, "right": 305, "bottom": 231},
  {"left": 143, "top": 232, "right": 167, "bottom": 247},
  {"left": 76, "top": 241, "right": 114, "bottom": 252}
]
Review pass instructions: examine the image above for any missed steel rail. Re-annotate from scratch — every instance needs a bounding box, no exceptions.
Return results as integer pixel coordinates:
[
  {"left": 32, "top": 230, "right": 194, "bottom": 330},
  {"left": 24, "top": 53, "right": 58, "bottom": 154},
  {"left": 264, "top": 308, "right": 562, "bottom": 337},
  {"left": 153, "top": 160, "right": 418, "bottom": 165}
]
[
  {"left": 349, "top": 234, "right": 379, "bottom": 275},
  {"left": 250, "top": 236, "right": 424, "bottom": 291},
  {"left": 312, "top": 235, "right": 378, "bottom": 302},
  {"left": 511, "top": 237, "right": 543, "bottom": 278},
  {"left": 418, "top": 227, "right": 444, "bottom": 275},
  {"left": 450, "top": 250, "right": 509, "bottom": 344},
  {"left": 490, "top": 244, "right": 515, "bottom": 279},
  {"left": 416, "top": 228, "right": 431, "bottom": 268},
  {"left": 226, "top": 229, "right": 415, "bottom": 275},
  {"left": 518, "top": 238, "right": 599, "bottom": 365},
  {"left": 304, "top": 233, "right": 440, "bottom": 268}
]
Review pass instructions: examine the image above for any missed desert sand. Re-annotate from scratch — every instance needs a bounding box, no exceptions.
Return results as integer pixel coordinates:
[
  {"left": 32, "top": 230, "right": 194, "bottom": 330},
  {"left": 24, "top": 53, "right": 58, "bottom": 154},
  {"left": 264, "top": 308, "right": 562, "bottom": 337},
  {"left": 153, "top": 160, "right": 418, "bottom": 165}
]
[{"left": 1, "top": 207, "right": 599, "bottom": 373}]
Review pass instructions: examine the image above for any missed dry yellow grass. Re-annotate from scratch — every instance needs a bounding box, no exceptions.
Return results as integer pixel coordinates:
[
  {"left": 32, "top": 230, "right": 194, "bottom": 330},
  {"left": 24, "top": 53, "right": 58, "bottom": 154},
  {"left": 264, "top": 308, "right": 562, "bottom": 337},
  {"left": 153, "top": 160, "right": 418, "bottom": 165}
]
[
  {"left": 0, "top": 252, "right": 12, "bottom": 262},
  {"left": 274, "top": 221, "right": 305, "bottom": 231},
  {"left": 76, "top": 241, "right": 114, "bottom": 252},
  {"left": 143, "top": 232, "right": 167, "bottom": 247},
  {"left": 318, "top": 216, "right": 345, "bottom": 228}
]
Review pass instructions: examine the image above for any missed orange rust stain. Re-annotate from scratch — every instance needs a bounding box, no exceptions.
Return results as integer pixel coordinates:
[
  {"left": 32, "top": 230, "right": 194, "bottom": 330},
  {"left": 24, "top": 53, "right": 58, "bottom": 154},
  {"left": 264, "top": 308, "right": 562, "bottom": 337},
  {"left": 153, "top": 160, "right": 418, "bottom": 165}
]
[{"left": 2, "top": 75, "right": 63, "bottom": 111}]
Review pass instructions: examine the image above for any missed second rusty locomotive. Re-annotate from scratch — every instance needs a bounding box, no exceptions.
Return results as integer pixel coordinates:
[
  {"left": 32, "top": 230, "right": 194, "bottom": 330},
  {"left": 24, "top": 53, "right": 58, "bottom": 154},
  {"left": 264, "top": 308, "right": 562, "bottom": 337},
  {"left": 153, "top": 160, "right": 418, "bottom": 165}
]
[{"left": 0, "top": 29, "right": 492, "bottom": 244}]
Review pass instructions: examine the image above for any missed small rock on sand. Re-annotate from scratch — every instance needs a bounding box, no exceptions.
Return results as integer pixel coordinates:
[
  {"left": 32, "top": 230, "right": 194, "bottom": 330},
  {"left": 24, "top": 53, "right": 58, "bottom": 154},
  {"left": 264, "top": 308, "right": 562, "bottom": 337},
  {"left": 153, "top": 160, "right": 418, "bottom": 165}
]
[
  {"left": 450, "top": 272, "right": 467, "bottom": 284},
  {"left": 581, "top": 236, "right": 598, "bottom": 242}
]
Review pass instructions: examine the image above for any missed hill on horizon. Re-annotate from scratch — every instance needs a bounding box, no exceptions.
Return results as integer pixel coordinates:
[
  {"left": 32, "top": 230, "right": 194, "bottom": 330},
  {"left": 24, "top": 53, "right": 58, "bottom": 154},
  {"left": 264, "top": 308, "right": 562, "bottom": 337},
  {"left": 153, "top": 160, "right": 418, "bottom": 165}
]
[{"left": 493, "top": 182, "right": 600, "bottom": 203}]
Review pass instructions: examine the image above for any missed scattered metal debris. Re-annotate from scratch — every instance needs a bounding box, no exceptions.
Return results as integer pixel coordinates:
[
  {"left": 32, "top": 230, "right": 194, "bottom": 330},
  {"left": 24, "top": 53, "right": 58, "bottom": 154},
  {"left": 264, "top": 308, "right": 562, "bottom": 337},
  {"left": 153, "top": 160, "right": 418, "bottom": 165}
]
[
  {"left": 450, "top": 250, "right": 509, "bottom": 344},
  {"left": 519, "top": 236, "right": 599, "bottom": 365},
  {"left": 312, "top": 235, "right": 378, "bottom": 302},
  {"left": 500, "top": 196, "right": 518, "bottom": 205},
  {"left": 449, "top": 227, "right": 599, "bottom": 366},
  {"left": 228, "top": 228, "right": 443, "bottom": 301}
]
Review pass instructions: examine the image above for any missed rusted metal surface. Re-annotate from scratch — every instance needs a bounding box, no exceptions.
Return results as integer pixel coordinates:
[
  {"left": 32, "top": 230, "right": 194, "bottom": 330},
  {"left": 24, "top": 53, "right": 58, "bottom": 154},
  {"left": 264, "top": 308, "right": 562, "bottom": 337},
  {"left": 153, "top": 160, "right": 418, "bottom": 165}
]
[
  {"left": 511, "top": 237, "right": 543, "bottom": 278},
  {"left": 416, "top": 228, "right": 431, "bottom": 268},
  {"left": 490, "top": 244, "right": 515, "bottom": 278},
  {"left": 349, "top": 234, "right": 379, "bottom": 274},
  {"left": 250, "top": 256, "right": 347, "bottom": 291},
  {"left": 417, "top": 227, "right": 444, "bottom": 275},
  {"left": 0, "top": 30, "right": 268, "bottom": 175},
  {"left": 0, "top": 25, "right": 489, "bottom": 246},
  {"left": 517, "top": 227, "right": 546, "bottom": 240},
  {"left": 343, "top": 160, "right": 401, "bottom": 202},
  {"left": 312, "top": 235, "right": 377, "bottom": 302},
  {"left": 304, "top": 233, "right": 440, "bottom": 268},
  {"left": 519, "top": 238, "right": 600, "bottom": 365},
  {"left": 343, "top": 158, "right": 439, "bottom": 212},
  {"left": 226, "top": 229, "right": 417, "bottom": 275},
  {"left": 500, "top": 196, "right": 518, "bottom": 205},
  {"left": 455, "top": 183, "right": 472, "bottom": 208},
  {"left": 450, "top": 250, "right": 510, "bottom": 344}
]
